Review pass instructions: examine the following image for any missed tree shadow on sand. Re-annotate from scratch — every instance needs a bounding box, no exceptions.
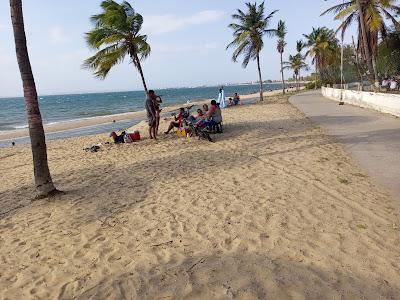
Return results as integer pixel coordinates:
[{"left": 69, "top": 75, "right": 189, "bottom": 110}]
[
  {"left": 59, "top": 251, "right": 399, "bottom": 299},
  {"left": 0, "top": 114, "right": 335, "bottom": 225}
]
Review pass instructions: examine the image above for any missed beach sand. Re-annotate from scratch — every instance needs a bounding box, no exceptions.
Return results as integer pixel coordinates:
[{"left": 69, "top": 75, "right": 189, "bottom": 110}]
[{"left": 1, "top": 91, "right": 399, "bottom": 299}]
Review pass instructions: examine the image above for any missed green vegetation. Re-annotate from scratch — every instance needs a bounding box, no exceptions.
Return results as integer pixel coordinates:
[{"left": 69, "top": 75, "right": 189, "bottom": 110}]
[
  {"left": 303, "top": 27, "right": 339, "bottom": 88},
  {"left": 337, "top": 177, "right": 350, "bottom": 184},
  {"left": 283, "top": 54, "right": 308, "bottom": 90},
  {"left": 84, "top": 0, "right": 151, "bottom": 94},
  {"left": 322, "top": 0, "right": 400, "bottom": 87},
  {"left": 227, "top": 2, "right": 277, "bottom": 101},
  {"left": 377, "top": 29, "right": 400, "bottom": 77}
]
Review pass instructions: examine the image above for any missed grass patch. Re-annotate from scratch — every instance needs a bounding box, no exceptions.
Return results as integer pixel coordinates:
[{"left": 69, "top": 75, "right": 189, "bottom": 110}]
[
  {"left": 356, "top": 224, "right": 367, "bottom": 229},
  {"left": 337, "top": 177, "right": 350, "bottom": 185},
  {"left": 352, "top": 172, "right": 367, "bottom": 178},
  {"left": 317, "top": 157, "right": 329, "bottom": 163}
]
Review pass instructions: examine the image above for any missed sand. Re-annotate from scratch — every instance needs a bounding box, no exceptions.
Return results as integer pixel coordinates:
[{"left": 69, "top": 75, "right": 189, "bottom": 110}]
[{"left": 0, "top": 91, "right": 399, "bottom": 299}]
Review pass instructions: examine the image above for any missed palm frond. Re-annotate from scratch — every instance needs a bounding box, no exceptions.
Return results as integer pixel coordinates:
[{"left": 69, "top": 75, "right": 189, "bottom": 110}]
[
  {"left": 321, "top": 1, "right": 354, "bottom": 16},
  {"left": 82, "top": 44, "right": 128, "bottom": 79},
  {"left": 84, "top": 0, "right": 150, "bottom": 80}
]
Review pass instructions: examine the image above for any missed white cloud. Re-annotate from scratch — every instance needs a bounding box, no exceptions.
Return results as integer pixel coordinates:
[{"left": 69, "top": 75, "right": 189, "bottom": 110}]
[
  {"left": 143, "top": 10, "right": 225, "bottom": 35},
  {"left": 49, "top": 26, "right": 70, "bottom": 44}
]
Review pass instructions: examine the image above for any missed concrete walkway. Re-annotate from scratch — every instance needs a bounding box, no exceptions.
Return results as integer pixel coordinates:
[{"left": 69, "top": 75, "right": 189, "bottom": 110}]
[{"left": 290, "top": 90, "right": 400, "bottom": 203}]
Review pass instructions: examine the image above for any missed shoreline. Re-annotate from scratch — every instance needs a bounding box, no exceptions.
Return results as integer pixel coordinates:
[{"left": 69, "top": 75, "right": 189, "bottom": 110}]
[{"left": 0, "top": 90, "right": 285, "bottom": 142}]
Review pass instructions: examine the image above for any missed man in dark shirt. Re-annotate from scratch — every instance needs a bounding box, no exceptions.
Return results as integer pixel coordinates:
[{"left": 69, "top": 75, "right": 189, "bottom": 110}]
[{"left": 145, "top": 90, "right": 157, "bottom": 139}]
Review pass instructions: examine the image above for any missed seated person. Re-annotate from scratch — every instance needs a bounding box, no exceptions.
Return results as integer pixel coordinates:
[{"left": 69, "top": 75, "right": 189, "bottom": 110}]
[
  {"left": 228, "top": 97, "right": 233, "bottom": 106},
  {"left": 164, "top": 108, "right": 185, "bottom": 134},
  {"left": 194, "top": 108, "right": 206, "bottom": 126},
  {"left": 187, "top": 108, "right": 203, "bottom": 124},
  {"left": 202, "top": 104, "right": 209, "bottom": 113},
  {"left": 233, "top": 93, "right": 240, "bottom": 105},
  {"left": 381, "top": 78, "right": 389, "bottom": 89},
  {"left": 195, "top": 108, "right": 204, "bottom": 119},
  {"left": 390, "top": 78, "right": 398, "bottom": 91},
  {"left": 202, "top": 100, "right": 222, "bottom": 128},
  {"left": 110, "top": 131, "right": 125, "bottom": 144}
]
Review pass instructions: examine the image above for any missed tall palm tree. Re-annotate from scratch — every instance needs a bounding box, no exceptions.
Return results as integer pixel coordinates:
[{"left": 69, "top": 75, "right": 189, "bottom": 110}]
[
  {"left": 283, "top": 54, "right": 308, "bottom": 90},
  {"left": 303, "top": 27, "right": 339, "bottom": 89},
  {"left": 84, "top": 0, "right": 151, "bottom": 94},
  {"left": 276, "top": 20, "right": 287, "bottom": 94},
  {"left": 227, "top": 2, "right": 278, "bottom": 102},
  {"left": 296, "top": 40, "right": 305, "bottom": 87},
  {"left": 321, "top": 0, "right": 400, "bottom": 88},
  {"left": 10, "top": 0, "right": 58, "bottom": 197}
]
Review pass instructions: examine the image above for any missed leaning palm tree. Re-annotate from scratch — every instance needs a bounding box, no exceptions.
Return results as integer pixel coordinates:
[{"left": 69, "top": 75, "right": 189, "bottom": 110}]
[
  {"left": 276, "top": 20, "right": 287, "bottom": 94},
  {"left": 10, "top": 0, "right": 58, "bottom": 197},
  {"left": 227, "top": 2, "right": 278, "bottom": 101},
  {"left": 84, "top": 0, "right": 151, "bottom": 94},
  {"left": 321, "top": 0, "right": 400, "bottom": 88},
  {"left": 283, "top": 54, "right": 308, "bottom": 91},
  {"left": 303, "top": 27, "right": 339, "bottom": 89}
]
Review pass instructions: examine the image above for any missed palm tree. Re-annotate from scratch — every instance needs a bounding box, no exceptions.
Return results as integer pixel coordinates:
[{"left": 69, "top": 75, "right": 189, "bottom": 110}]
[
  {"left": 296, "top": 40, "right": 305, "bottom": 87},
  {"left": 227, "top": 2, "right": 278, "bottom": 101},
  {"left": 84, "top": 0, "right": 151, "bottom": 94},
  {"left": 276, "top": 20, "right": 287, "bottom": 94},
  {"left": 303, "top": 27, "right": 339, "bottom": 89},
  {"left": 321, "top": 0, "right": 400, "bottom": 88},
  {"left": 10, "top": 0, "right": 58, "bottom": 197},
  {"left": 283, "top": 54, "right": 308, "bottom": 90}
]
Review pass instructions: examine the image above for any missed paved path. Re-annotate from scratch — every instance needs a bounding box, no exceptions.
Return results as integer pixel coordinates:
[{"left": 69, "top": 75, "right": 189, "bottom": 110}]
[{"left": 290, "top": 90, "right": 400, "bottom": 203}]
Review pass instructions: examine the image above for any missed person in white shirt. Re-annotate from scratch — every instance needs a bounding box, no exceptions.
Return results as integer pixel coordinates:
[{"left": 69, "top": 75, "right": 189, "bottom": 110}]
[
  {"left": 381, "top": 78, "right": 389, "bottom": 89},
  {"left": 390, "top": 79, "right": 398, "bottom": 91}
]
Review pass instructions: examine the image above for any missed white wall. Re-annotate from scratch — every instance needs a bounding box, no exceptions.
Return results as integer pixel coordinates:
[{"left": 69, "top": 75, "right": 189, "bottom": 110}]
[{"left": 322, "top": 87, "right": 400, "bottom": 118}]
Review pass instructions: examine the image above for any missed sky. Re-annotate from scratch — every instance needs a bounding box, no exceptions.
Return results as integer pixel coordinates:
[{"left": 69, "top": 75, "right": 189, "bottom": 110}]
[{"left": 0, "top": 0, "right": 357, "bottom": 97}]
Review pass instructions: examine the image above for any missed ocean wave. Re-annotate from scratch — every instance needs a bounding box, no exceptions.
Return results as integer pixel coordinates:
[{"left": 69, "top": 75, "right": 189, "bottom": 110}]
[{"left": 14, "top": 124, "right": 29, "bottom": 129}]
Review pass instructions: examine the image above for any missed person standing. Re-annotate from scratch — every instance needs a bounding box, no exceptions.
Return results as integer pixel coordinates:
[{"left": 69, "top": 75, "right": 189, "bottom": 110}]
[
  {"left": 154, "top": 95, "right": 162, "bottom": 135},
  {"left": 218, "top": 87, "right": 226, "bottom": 108},
  {"left": 145, "top": 90, "right": 157, "bottom": 140}
]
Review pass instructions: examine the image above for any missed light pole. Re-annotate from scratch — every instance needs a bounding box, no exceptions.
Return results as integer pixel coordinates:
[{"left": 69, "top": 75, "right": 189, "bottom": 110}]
[{"left": 339, "top": 0, "right": 345, "bottom": 105}]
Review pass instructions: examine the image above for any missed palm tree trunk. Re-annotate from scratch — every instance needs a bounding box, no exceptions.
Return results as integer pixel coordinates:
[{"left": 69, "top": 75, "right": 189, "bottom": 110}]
[
  {"left": 352, "top": 35, "right": 364, "bottom": 90},
  {"left": 280, "top": 52, "right": 285, "bottom": 94},
  {"left": 132, "top": 52, "right": 148, "bottom": 95},
  {"left": 298, "top": 70, "right": 301, "bottom": 91},
  {"left": 256, "top": 54, "right": 264, "bottom": 102},
  {"left": 356, "top": 0, "right": 378, "bottom": 89},
  {"left": 10, "top": 0, "right": 57, "bottom": 197},
  {"left": 314, "top": 64, "right": 318, "bottom": 90},
  {"left": 371, "top": 56, "right": 379, "bottom": 90}
]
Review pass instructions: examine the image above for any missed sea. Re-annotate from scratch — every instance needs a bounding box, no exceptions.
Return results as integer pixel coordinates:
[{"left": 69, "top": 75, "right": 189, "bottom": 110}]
[{"left": 0, "top": 83, "right": 283, "bottom": 147}]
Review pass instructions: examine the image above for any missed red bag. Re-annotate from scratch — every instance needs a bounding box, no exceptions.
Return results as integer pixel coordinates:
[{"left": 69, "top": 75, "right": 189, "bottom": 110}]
[{"left": 128, "top": 131, "right": 140, "bottom": 141}]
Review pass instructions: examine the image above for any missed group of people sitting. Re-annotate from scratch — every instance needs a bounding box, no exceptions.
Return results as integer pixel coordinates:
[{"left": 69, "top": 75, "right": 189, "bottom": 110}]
[
  {"left": 228, "top": 93, "right": 241, "bottom": 106},
  {"left": 164, "top": 100, "right": 223, "bottom": 134},
  {"left": 381, "top": 78, "right": 399, "bottom": 91}
]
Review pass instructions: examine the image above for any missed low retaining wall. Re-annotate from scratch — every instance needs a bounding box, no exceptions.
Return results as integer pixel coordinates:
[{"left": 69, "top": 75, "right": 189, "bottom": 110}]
[{"left": 321, "top": 87, "right": 400, "bottom": 118}]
